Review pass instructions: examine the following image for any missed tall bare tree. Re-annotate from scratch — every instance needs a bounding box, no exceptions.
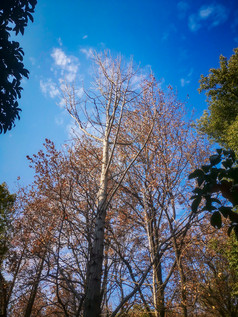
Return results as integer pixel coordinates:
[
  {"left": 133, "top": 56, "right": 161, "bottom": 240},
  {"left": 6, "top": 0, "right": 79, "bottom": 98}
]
[{"left": 62, "top": 51, "right": 155, "bottom": 317}]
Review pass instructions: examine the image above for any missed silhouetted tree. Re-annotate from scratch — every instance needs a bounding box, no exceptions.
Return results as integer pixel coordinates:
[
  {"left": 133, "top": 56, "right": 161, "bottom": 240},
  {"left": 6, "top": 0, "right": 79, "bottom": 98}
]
[{"left": 0, "top": 0, "right": 37, "bottom": 133}]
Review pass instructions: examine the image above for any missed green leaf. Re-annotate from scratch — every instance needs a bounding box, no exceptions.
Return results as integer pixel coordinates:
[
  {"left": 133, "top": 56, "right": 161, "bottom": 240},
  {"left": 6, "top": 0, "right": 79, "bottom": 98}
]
[
  {"left": 191, "top": 196, "right": 202, "bottom": 213},
  {"left": 216, "top": 149, "right": 222, "bottom": 155},
  {"left": 202, "top": 205, "right": 217, "bottom": 212},
  {"left": 189, "top": 169, "right": 205, "bottom": 180},
  {"left": 219, "top": 206, "right": 232, "bottom": 218},
  {"left": 222, "top": 158, "right": 233, "bottom": 169},
  {"left": 192, "top": 187, "right": 203, "bottom": 195},
  {"left": 209, "top": 154, "right": 221, "bottom": 166},
  {"left": 211, "top": 211, "right": 222, "bottom": 229},
  {"left": 224, "top": 149, "right": 236, "bottom": 161},
  {"left": 227, "top": 168, "right": 238, "bottom": 181},
  {"left": 197, "top": 176, "right": 204, "bottom": 187},
  {"left": 229, "top": 210, "right": 238, "bottom": 223},
  {"left": 210, "top": 197, "right": 221, "bottom": 204},
  {"left": 204, "top": 196, "right": 213, "bottom": 212},
  {"left": 210, "top": 167, "right": 219, "bottom": 178},
  {"left": 218, "top": 169, "right": 227, "bottom": 181},
  {"left": 201, "top": 165, "right": 211, "bottom": 173}
]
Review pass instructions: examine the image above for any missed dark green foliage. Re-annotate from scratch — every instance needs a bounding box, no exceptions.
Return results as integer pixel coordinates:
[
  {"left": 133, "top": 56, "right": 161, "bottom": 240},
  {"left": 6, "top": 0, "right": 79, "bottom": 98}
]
[
  {"left": 0, "top": 183, "right": 15, "bottom": 265},
  {"left": 0, "top": 0, "right": 37, "bottom": 133},
  {"left": 189, "top": 149, "right": 238, "bottom": 238},
  {"left": 197, "top": 48, "right": 238, "bottom": 152},
  {"left": 0, "top": 183, "right": 15, "bottom": 317},
  {"left": 210, "top": 211, "right": 222, "bottom": 229}
]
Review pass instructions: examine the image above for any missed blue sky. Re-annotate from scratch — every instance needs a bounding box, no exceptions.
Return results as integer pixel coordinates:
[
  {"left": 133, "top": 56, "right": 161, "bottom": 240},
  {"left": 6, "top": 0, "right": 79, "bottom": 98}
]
[{"left": 1, "top": 0, "right": 238, "bottom": 192}]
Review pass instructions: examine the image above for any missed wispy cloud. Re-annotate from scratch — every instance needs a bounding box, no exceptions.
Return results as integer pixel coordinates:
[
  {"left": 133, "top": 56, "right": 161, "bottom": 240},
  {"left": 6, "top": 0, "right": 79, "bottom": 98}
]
[
  {"left": 29, "top": 57, "right": 36, "bottom": 66},
  {"left": 188, "top": 14, "right": 201, "bottom": 31},
  {"left": 58, "top": 38, "right": 63, "bottom": 46},
  {"left": 180, "top": 68, "right": 193, "bottom": 87},
  {"left": 51, "top": 48, "right": 80, "bottom": 82},
  {"left": 40, "top": 48, "right": 83, "bottom": 107},
  {"left": 40, "top": 79, "right": 60, "bottom": 98},
  {"left": 199, "top": 6, "right": 213, "bottom": 19},
  {"left": 180, "top": 78, "right": 190, "bottom": 87},
  {"left": 82, "top": 35, "right": 88, "bottom": 40},
  {"left": 80, "top": 48, "right": 94, "bottom": 59},
  {"left": 188, "top": 3, "right": 229, "bottom": 32}
]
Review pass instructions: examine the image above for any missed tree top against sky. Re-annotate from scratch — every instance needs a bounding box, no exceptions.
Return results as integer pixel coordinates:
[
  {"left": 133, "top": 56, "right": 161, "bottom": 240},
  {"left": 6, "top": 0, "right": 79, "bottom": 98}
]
[{"left": 197, "top": 48, "right": 238, "bottom": 152}]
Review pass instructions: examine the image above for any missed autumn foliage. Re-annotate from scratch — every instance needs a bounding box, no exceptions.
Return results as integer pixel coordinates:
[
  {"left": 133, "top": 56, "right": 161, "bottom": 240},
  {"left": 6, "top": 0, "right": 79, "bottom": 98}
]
[{"left": 1, "top": 53, "right": 236, "bottom": 317}]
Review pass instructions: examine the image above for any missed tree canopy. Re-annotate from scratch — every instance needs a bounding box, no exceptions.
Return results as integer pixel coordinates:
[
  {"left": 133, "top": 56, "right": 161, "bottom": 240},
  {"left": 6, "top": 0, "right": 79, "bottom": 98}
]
[
  {"left": 189, "top": 148, "right": 238, "bottom": 238},
  {"left": 0, "top": 182, "right": 15, "bottom": 265},
  {"left": 190, "top": 49, "right": 238, "bottom": 237},
  {"left": 0, "top": 0, "right": 37, "bottom": 134},
  {"left": 197, "top": 48, "right": 238, "bottom": 152}
]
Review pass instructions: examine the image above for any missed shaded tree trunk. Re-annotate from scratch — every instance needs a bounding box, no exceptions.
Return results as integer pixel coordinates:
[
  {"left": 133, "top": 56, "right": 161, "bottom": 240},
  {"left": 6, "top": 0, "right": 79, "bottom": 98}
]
[
  {"left": 0, "top": 273, "right": 7, "bottom": 317},
  {"left": 24, "top": 252, "right": 46, "bottom": 317},
  {"left": 84, "top": 138, "right": 109, "bottom": 317}
]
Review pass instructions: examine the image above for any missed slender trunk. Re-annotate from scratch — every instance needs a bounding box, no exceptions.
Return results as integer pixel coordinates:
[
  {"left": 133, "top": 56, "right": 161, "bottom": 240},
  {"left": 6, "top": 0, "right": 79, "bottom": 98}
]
[
  {"left": 171, "top": 233, "right": 187, "bottom": 317},
  {"left": 144, "top": 193, "right": 165, "bottom": 317},
  {"left": 169, "top": 199, "right": 188, "bottom": 317},
  {"left": 0, "top": 272, "right": 7, "bottom": 317},
  {"left": 155, "top": 261, "right": 165, "bottom": 317},
  {"left": 178, "top": 261, "right": 188, "bottom": 317},
  {"left": 6, "top": 247, "right": 26, "bottom": 312},
  {"left": 84, "top": 138, "right": 109, "bottom": 317},
  {"left": 24, "top": 252, "right": 45, "bottom": 317}
]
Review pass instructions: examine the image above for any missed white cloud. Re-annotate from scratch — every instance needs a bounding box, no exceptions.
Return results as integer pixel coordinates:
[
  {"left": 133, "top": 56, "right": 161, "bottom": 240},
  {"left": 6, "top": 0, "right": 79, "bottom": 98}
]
[
  {"left": 82, "top": 35, "right": 88, "bottom": 40},
  {"left": 80, "top": 48, "right": 94, "bottom": 59},
  {"left": 51, "top": 48, "right": 70, "bottom": 67},
  {"left": 76, "top": 87, "right": 84, "bottom": 98},
  {"left": 188, "top": 14, "right": 201, "bottom": 31},
  {"left": 180, "top": 78, "right": 190, "bottom": 87},
  {"left": 40, "top": 79, "right": 60, "bottom": 99},
  {"left": 58, "top": 38, "right": 63, "bottom": 46},
  {"left": 199, "top": 6, "right": 213, "bottom": 19},
  {"left": 180, "top": 68, "right": 193, "bottom": 87},
  {"left": 29, "top": 57, "right": 36, "bottom": 65},
  {"left": 57, "top": 98, "right": 65, "bottom": 108},
  {"left": 51, "top": 48, "right": 79, "bottom": 82},
  {"left": 188, "top": 3, "right": 229, "bottom": 32}
]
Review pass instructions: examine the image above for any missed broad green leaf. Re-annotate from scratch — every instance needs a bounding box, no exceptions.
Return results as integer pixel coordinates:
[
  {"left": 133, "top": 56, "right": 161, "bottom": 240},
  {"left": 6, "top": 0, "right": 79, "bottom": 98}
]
[
  {"left": 191, "top": 196, "right": 202, "bottom": 213},
  {"left": 189, "top": 169, "right": 205, "bottom": 180},
  {"left": 219, "top": 206, "right": 232, "bottom": 218},
  {"left": 201, "top": 165, "right": 211, "bottom": 173},
  {"left": 209, "top": 154, "right": 221, "bottom": 166},
  {"left": 222, "top": 158, "right": 233, "bottom": 169},
  {"left": 197, "top": 176, "right": 205, "bottom": 187},
  {"left": 211, "top": 211, "right": 222, "bottom": 229}
]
